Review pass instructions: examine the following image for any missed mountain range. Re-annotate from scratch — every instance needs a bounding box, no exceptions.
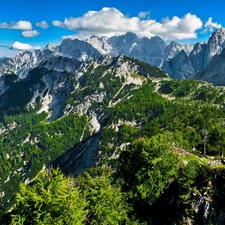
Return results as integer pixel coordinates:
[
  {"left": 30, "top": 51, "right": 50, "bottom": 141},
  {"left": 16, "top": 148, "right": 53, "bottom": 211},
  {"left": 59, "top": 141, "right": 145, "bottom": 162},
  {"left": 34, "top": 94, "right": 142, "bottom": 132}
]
[{"left": 1, "top": 29, "right": 225, "bottom": 84}]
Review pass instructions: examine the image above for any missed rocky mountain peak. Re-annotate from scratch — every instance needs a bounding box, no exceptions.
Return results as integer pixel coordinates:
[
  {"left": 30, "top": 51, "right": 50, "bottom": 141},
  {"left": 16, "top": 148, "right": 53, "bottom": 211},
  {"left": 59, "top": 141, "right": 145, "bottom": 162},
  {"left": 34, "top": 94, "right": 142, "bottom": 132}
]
[
  {"left": 122, "top": 32, "right": 139, "bottom": 42},
  {"left": 149, "top": 35, "right": 166, "bottom": 45},
  {"left": 44, "top": 43, "right": 57, "bottom": 51},
  {"left": 107, "top": 32, "right": 139, "bottom": 56},
  {"left": 109, "top": 32, "right": 138, "bottom": 44},
  {"left": 86, "top": 35, "right": 111, "bottom": 55},
  {"left": 203, "top": 28, "right": 225, "bottom": 66},
  {"left": 59, "top": 38, "right": 101, "bottom": 61}
]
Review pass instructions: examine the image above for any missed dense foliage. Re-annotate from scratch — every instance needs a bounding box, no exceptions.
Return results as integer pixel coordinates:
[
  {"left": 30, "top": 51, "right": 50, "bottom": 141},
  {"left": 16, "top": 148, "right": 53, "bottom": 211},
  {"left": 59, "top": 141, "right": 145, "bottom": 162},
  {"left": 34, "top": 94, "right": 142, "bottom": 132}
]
[
  {"left": 5, "top": 169, "right": 88, "bottom": 225},
  {"left": 120, "top": 133, "right": 180, "bottom": 205},
  {"left": 2, "top": 168, "right": 139, "bottom": 225}
]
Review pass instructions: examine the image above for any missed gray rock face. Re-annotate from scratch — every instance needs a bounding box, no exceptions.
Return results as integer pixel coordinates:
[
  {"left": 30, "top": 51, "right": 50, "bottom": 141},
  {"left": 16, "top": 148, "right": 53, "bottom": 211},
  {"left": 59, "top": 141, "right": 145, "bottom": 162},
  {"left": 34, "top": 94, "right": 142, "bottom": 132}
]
[
  {"left": 165, "top": 41, "right": 194, "bottom": 60},
  {"left": 189, "top": 42, "right": 207, "bottom": 72},
  {"left": 58, "top": 38, "right": 101, "bottom": 60},
  {"left": 27, "top": 56, "right": 83, "bottom": 121},
  {"left": 130, "top": 36, "right": 167, "bottom": 67},
  {"left": 0, "top": 58, "right": 16, "bottom": 74},
  {"left": 42, "top": 43, "right": 59, "bottom": 58},
  {"left": 86, "top": 35, "right": 112, "bottom": 55},
  {"left": 163, "top": 41, "right": 206, "bottom": 80},
  {"left": 108, "top": 32, "right": 139, "bottom": 56},
  {"left": 193, "top": 48, "right": 225, "bottom": 85},
  {"left": 162, "top": 50, "right": 195, "bottom": 79}
]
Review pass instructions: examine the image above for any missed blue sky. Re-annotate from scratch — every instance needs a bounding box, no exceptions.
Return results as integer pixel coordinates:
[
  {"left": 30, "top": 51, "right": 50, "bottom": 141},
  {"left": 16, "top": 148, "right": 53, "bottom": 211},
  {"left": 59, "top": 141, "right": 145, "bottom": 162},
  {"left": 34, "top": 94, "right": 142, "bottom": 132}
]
[{"left": 0, "top": 0, "right": 224, "bottom": 56}]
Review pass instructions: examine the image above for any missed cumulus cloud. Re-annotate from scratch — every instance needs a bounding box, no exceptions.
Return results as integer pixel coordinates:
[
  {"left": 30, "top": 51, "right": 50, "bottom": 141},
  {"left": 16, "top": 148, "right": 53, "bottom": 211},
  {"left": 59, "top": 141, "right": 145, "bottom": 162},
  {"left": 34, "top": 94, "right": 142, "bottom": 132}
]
[
  {"left": 11, "top": 41, "right": 41, "bottom": 51},
  {"left": 203, "top": 17, "right": 222, "bottom": 32},
  {"left": 21, "top": 30, "right": 41, "bottom": 38},
  {"left": 0, "top": 20, "right": 32, "bottom": 30},
  {"left": 36, "top": 21, "right": 49, "bottom": 29},
  {"left": 52, "top": 20, "right": 62, "bottom": 27},
  {"left": 138, "top": 11, "right": 150, "bottom": 19},
  {"left": 52, "top": 7, "right": 203, "bottom": 40}
]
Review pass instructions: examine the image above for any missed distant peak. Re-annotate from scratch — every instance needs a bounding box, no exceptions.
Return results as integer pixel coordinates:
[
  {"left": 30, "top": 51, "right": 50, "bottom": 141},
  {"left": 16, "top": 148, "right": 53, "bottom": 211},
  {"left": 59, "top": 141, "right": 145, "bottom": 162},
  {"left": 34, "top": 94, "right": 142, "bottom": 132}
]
[
  {"left": 124, "top": 32, "right": 138, "bottom": 37},
  {"left": 44, "top": 43, "right": 57, "bottom": 51},
  {"left": 89, "top": 35, "right": 98, "bottom": 38},
  {"left": 151, "top": 36, "right": 164, "bottom": 41}
]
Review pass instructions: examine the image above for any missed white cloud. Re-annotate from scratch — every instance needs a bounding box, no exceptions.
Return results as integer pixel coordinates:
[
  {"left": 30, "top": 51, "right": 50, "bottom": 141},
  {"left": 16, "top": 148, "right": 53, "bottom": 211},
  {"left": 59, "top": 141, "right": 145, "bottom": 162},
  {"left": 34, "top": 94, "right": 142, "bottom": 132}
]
[
  {"left": 203, "top": 17, "right": 222, "bottom": 32},
  {"left": 138, "top": 11, "right": 150, "bottom": 19},
  {"left": 21, "top": 30, "right": 41, "bottom": 38},
  {"left": 52, "top": 7, "right": 203, "bottom": 40},
  {"left": 11, "top": 41, "right": 41, "bottom": 51},
  {"left": 52, "top": 20, "right": 63, "bottom": 27},
  {"left": 0, "top": 20, "right": 32, "bottom": 30},
  {"left": 36, "top": 21, "right": 49, "bottom": 29}
]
